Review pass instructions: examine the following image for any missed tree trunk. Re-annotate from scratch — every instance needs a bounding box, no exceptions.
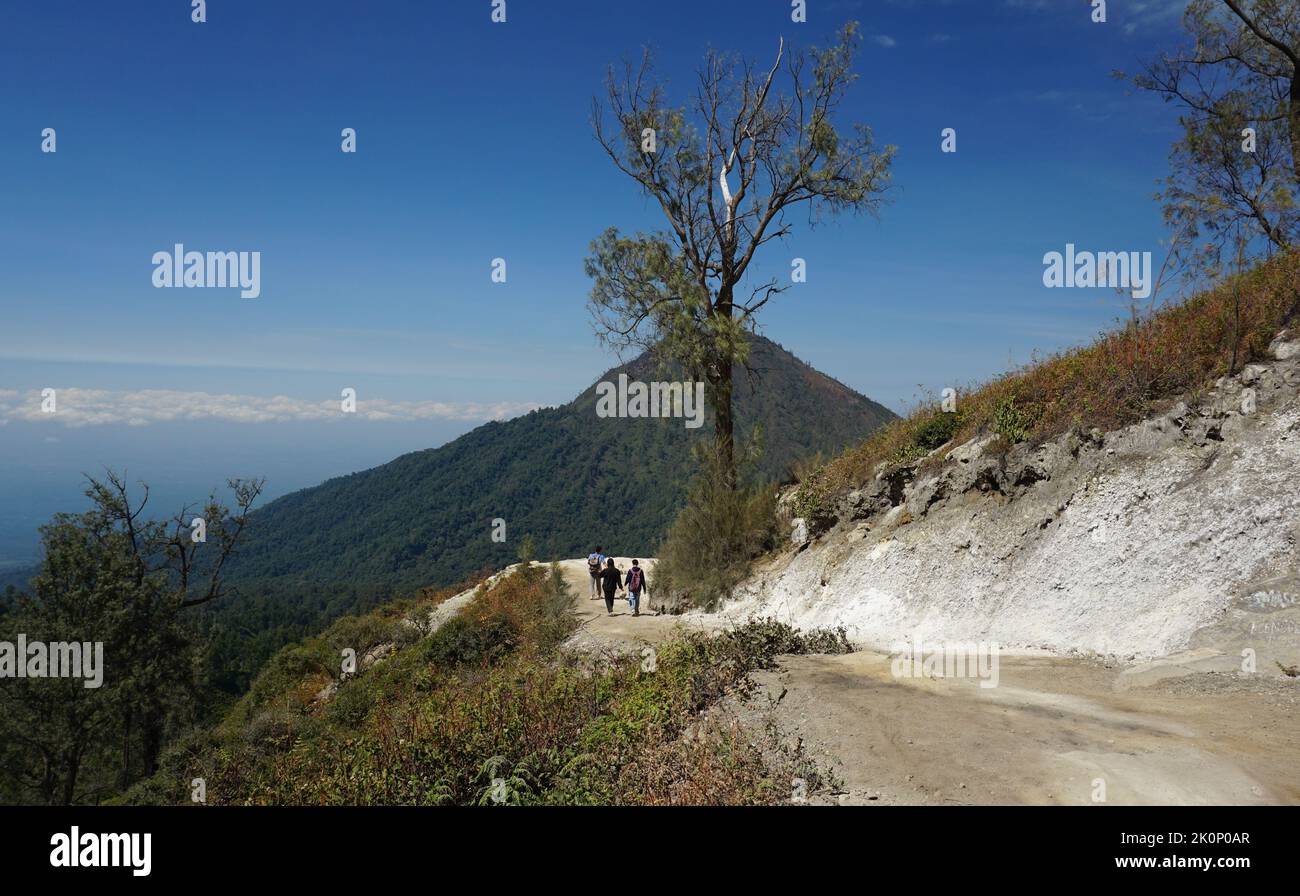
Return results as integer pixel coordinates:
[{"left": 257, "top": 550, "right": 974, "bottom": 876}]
[
  {"left": 710, "top": 364, "right": 736, "bottom": 490},
  {"left": 40, "top": 752, "right": 56, "bottom": 806},
  {"left": 119, "top": 707, "right": 132, "bottom": 790},
  {"left": 60, "top": 745, "right": 82, "bottom": 806},
  {"left": 1290, "top": 70, "right": 1300, "bottom": 184},
  {"left": 710, "top": 288, "right": 738, "bottom": 490},
  {"left": 142, "top": 710, "right": 164, "bottom": 776}
]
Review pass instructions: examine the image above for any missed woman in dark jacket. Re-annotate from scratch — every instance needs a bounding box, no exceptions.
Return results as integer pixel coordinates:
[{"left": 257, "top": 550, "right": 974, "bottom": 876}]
[{"left": 598, "top": 557, "right": 624, "bottom": 615}]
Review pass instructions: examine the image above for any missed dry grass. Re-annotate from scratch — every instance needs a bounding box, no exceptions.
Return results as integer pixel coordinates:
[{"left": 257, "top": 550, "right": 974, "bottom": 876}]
[
  {"left": 816, "top": 251, "right": 1300, "bottom": 493},
  {"left": 413, "top": 569, "right": 495, "bottom": 608}
]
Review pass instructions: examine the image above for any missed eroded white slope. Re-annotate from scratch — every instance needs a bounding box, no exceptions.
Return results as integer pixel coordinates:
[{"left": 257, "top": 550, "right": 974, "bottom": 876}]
[{"left": 712, "top": 333, "right": 1300, "bottom": 660}]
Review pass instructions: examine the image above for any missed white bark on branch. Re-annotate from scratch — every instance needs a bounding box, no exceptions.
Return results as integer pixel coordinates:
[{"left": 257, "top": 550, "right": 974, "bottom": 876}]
[{"left": 720, "top": 37, "right": 784, "bottom": 242}]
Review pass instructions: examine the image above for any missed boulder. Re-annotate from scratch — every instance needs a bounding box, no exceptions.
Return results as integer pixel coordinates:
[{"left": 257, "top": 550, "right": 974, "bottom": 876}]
[
  {"left": 791, "top": 517, "right": 809, "bottom": 546},
  {"left": 1269, "top": 330, "right": 1298, "bottom": 361}
]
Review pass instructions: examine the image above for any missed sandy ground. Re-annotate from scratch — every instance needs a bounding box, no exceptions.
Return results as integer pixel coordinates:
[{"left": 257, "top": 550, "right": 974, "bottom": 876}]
[
  {"left": 730, "top": 650, "right": 1300, "bottom": 805},
  {"left": 544, "top": 557, "right": 1300, "bottom": 805}
]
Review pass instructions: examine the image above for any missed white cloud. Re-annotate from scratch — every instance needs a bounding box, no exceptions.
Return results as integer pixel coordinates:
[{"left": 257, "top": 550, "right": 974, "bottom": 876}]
[
  {"left": 873, "top": 34, "right": 898, "bottom": 48},
  {"left": 0, "top": 388, "right": 542, "bottom": 428}
]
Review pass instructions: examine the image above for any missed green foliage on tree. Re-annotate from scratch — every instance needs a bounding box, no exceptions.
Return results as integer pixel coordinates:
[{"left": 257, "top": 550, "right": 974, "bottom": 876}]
[
  {"left": 586, "top": 22, "right": 894, "bottom": 487},
  {"left": 1132, "top": 0, "right": 1300, "bottom": 274},
  {"left": 0, "top": 472, "right": 262, "bottom": 804}
]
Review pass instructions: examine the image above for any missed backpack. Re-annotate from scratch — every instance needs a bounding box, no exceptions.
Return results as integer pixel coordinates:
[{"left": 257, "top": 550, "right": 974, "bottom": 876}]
[
  {"left": 587, "top": 554, "right": 602, "bottom": 575},
  {"left": 627, "top": 567, "right": 643, "bottom": 591}
]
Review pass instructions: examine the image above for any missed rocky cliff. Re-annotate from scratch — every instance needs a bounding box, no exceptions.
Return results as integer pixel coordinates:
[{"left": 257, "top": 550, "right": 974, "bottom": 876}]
[{"left": 719, "top": 329, "right": 1300, "bottom": 664}]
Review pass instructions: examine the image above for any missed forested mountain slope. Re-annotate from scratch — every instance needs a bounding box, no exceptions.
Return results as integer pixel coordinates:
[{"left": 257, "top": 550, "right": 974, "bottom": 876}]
[{"left": 223, "top": 335, "right": 893, "bottom": 598}]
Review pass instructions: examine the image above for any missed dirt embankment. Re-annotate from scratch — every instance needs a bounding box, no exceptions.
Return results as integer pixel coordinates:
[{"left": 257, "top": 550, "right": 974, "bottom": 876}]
[
  {"left": 717, "top": 329, "right": 1300, "bottom": 666},
  {"left": 689, "top": 330, "right": 1300, "bottom": 805}
]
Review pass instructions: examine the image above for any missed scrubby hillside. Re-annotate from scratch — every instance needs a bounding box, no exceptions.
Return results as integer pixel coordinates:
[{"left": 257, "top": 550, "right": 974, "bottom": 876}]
[
  {"left": 128, "top": 564, "right": 849, "bottom": 806},
  {"left": 720, "top": 254, "right": 1300, "bottom": 661}
]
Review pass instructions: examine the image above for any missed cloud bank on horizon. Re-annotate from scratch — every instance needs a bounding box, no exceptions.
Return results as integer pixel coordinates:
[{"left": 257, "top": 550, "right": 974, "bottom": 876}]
[{"left": 0, "top": 388, "right": 542, "bottom": 428}]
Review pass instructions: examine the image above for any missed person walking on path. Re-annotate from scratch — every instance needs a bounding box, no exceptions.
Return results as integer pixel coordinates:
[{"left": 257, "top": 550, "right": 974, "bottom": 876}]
[
  {"left": 587, "top": 546, "right": 606, "bottom": 600},
  {"left": 598, "top": 557, "right": 624, "bottom": 616},
  {"left": 625, "top": 560, "right": 648, "bottom": 617}
]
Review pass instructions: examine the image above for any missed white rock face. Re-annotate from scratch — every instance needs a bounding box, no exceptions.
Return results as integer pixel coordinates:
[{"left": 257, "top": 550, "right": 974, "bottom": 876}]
[
  {"left": 791, "top": 518, "right": 809, "bottom": 546},
  {"left": 712, "top": 346, "right": 1300, "bottom": 661},
  {"left": 1271, "top": 330, "right": 1298, "bottom": 360}
]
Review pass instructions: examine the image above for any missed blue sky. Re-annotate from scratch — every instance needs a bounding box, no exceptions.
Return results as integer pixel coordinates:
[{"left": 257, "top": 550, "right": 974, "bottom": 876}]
[{"left": 0, "top": 0, "right": 1192, "bottom": 561}]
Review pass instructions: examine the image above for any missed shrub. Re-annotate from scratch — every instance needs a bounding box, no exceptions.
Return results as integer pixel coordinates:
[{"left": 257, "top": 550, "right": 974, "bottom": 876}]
[
  {"left": 654, "top": 450, "right": 777, "bottom": 609},
  {"left": 992, "top": 396, "right": 1033, "bottom": 444},
  {"left": 715, "top": 618, "right": 853, "bottom": 668},
  {"left": 791, "top": 470, "right": 829, "bottom": 520},
  {"left": 422, "top": 613, "right": 518, "bottom": 668},
  {"left": 325, "top": 676, "right": 377, "bottom": 726},
  {"left": 910, "top": 409, "right": 963, "bottom": 453}
]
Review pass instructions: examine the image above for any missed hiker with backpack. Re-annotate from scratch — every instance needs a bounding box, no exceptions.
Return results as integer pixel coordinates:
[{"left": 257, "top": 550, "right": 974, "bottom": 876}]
[
  {"left": 587, "top": 546, "right": 606, "bottom": 600},
  {"left": 625, "top": 560, "right": 648, "bottom": 617},
  {"left": 598, "top": 557, "right": 624, "bottom": 616}
]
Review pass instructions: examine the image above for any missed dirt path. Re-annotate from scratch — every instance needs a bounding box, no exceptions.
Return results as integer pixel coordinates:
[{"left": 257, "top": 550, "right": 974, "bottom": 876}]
[
  {"left": 731, "top": 650, "right": 1300, "bottom": 805},
  {"left": 542, "top": 557, "right": 1300, "bottom": 805},
  {"left": 553, "top": 557, "right": 702, "bottom": 654}
]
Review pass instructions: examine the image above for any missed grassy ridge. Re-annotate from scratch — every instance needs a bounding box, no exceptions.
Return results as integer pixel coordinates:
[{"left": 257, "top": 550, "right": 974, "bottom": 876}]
[{"left": 802, "top": 251, "right": 1300, "bottom": 499}]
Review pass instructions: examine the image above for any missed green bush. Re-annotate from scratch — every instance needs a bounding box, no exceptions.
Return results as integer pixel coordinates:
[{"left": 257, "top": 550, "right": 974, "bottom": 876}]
[
  {"left": 325, "top": 677, "right": 377, "bottom": 726},
  {"left": 992, "top": 396, "right": 1033, "bottom": 444},
  {"left": 714, "top": 618, "right": 853, "bottom": 671},
  {"left": 655, "top": 450, "right": 777, "bottom": 610},
  {"left": 422, "top": 614, "right": 519, "bottom": 668},
  {"left": 911, "top": 410, "right": 963, "bottom": 452},
  {"left": 791, "top": 470, "right": 829, "bottom": 520}
]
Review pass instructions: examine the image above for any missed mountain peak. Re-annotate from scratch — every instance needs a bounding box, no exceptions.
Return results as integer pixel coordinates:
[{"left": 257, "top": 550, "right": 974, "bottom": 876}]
[{"left": 227, "top": 341, "right": 895, "bottom": 596}]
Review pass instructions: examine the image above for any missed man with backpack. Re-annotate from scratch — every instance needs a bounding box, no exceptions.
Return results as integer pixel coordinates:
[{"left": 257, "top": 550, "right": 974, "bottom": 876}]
[
  {"left": 587, "top": 546, "right": 606, "bottom": 600},
  {"left": 625, "top": 560, "right": 648, "bottom": 617},
  {"left": 598, "top": 557, "right": 624, "bottom": 616}
]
